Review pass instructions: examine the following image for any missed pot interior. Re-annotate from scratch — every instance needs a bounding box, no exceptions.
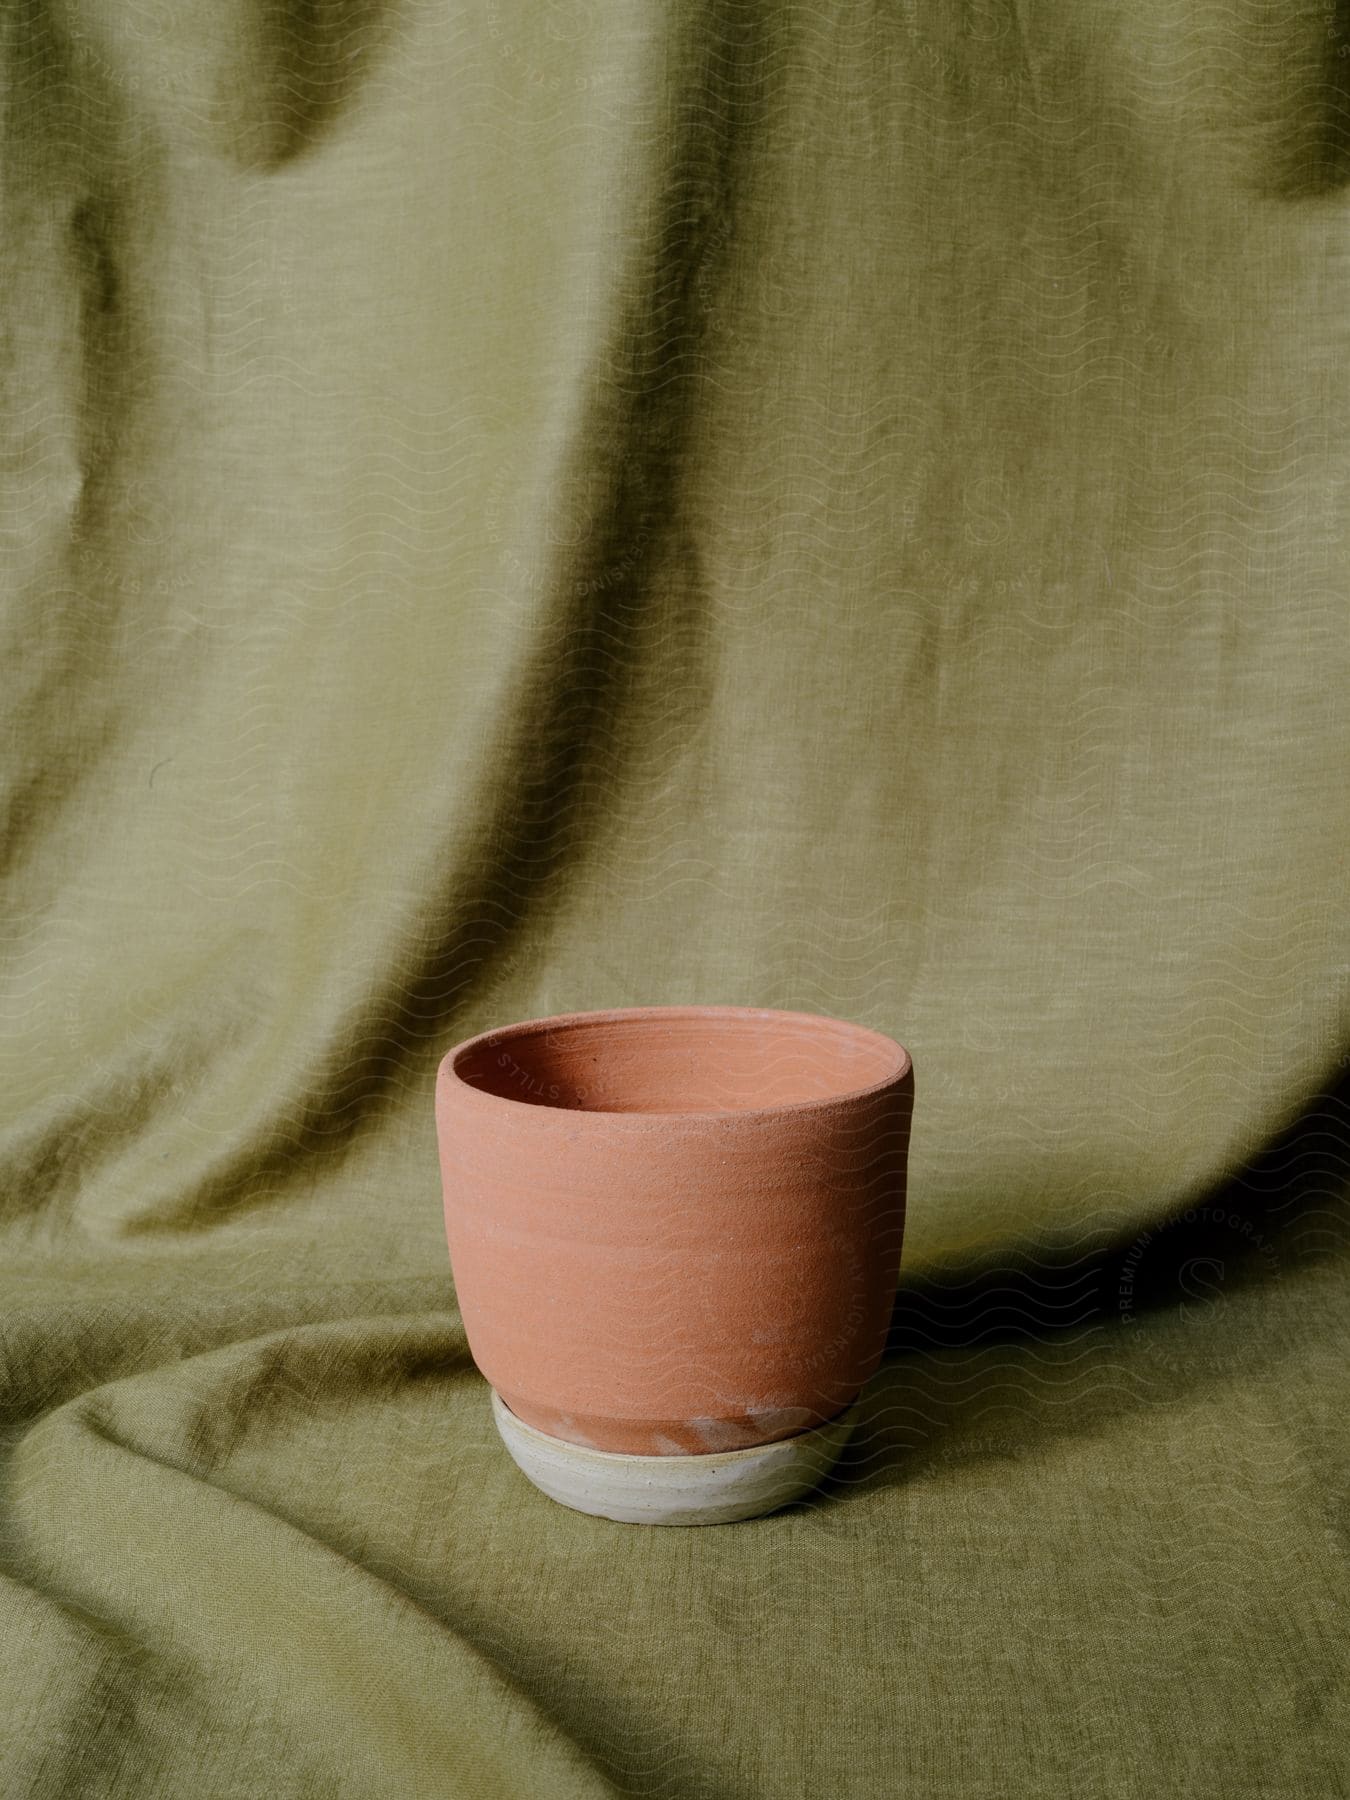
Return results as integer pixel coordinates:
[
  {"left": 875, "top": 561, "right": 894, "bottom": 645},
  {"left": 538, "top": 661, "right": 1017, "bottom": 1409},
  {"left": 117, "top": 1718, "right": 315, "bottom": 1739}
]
[{"left": 451, "top": 1008, "right": 905, "bottom": 1115}]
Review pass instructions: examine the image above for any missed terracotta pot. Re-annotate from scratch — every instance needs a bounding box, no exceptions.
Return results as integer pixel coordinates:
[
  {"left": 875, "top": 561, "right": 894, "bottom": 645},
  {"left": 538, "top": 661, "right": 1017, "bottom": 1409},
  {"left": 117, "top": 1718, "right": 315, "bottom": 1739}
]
[{"left": 435, "top": 1006, "right": 913, "bottom": 1522}]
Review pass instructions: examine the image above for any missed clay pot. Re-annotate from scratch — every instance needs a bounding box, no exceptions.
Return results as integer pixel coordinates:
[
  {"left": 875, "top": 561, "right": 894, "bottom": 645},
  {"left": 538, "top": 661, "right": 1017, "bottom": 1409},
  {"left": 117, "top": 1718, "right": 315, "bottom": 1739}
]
[{"left": 435, "top": 1006, "right": 913, "bottom": 1522}]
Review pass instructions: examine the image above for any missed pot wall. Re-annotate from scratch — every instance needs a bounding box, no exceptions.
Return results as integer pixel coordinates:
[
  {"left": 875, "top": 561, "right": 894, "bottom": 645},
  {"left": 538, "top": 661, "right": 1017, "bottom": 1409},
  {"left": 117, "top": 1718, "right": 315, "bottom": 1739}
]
[{"left": 436, "top": 1008, "right": 913, "bottom": 1456}]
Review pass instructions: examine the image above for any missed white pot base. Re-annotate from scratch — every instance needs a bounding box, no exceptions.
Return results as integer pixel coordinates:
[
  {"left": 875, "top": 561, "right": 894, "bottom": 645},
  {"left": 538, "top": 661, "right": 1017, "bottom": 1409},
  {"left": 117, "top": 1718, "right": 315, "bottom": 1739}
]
[{"left": 490, "top": 1389, "right": 859, "bottom": 1525}]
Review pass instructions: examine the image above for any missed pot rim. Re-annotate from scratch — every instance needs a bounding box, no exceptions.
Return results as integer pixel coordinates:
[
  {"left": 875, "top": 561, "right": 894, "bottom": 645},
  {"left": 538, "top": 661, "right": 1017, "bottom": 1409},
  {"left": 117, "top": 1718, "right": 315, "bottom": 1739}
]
[{"left": 438, "top": 1004, "right": 912, "bottom": 1122}]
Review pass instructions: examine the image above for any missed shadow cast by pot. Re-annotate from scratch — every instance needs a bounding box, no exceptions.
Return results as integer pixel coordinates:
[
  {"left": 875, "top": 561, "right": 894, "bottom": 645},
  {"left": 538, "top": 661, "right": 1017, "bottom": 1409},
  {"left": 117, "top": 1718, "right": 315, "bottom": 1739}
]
[{"left": 808, "top": 1065, "right": 1350, "bottom": 1508}]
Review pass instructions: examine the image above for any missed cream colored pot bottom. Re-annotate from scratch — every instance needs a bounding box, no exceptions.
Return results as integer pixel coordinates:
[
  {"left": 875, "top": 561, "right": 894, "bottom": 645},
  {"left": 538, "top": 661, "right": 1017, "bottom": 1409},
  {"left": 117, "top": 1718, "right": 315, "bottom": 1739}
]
[{"left": 491, "top": 1390, "right": 859, "bottom": 1526}]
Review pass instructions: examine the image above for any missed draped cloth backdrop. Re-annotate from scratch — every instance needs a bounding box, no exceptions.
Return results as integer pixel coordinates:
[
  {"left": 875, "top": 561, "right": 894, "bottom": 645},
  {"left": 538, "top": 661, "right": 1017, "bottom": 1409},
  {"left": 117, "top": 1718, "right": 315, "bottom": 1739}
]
[{"left": 1, "top": 2, "right": 1347, "bottom": 1795}]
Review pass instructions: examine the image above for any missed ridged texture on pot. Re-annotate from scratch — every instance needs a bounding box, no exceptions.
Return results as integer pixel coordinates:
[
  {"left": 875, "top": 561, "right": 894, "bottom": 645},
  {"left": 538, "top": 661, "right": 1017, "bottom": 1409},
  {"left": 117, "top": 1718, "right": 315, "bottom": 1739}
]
[{"left": 436, "top": 1007, "right": 913, "bottom": 1455}]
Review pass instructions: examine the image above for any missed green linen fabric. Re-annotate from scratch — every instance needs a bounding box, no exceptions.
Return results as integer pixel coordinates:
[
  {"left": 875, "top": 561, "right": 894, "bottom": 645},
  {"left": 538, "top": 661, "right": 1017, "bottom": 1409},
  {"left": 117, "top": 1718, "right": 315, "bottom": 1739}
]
[{"left": 2, "top": 1, "right": 1348, "bottom": 1794}]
